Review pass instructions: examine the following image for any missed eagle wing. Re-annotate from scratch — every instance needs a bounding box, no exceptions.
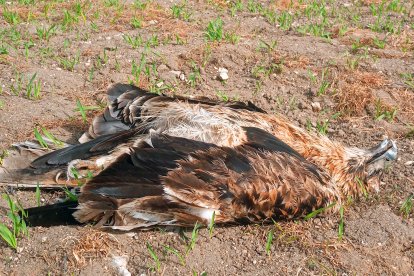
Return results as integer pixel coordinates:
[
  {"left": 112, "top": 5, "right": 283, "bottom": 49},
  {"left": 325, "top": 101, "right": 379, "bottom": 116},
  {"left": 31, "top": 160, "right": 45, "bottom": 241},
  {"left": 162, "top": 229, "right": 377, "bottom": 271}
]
[
  {"left": 79, "top": 83, "right": 267, "bottom": 146},
  {"left": 72, "top": 127, "right": 337, "bottom": 230}
]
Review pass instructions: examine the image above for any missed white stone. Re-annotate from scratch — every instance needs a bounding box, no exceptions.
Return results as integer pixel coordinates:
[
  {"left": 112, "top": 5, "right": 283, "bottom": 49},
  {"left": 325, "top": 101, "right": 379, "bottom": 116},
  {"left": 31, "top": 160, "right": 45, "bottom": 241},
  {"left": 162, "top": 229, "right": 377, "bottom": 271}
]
[
  {"left": 311, "top": 102, "right": 321, "bottom": 112},
  {"left": 218, "top": 67, "right": 229, "bottom": 81},
  {"left": 170, "top": 70, "right": 181, "bottom": 76},
  {"left": 111, "top": 256, "right": 131, "bottom": 276}
]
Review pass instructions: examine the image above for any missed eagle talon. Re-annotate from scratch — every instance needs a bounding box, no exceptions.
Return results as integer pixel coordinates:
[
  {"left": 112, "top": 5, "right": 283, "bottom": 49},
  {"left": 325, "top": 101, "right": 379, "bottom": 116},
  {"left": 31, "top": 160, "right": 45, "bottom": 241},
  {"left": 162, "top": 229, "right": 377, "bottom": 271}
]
[
  {"left": 55, "top": 171, "right": 67, "bottom": 183},
  {"left": 66, "top": 159, "right": 98, "bottom": 180}
]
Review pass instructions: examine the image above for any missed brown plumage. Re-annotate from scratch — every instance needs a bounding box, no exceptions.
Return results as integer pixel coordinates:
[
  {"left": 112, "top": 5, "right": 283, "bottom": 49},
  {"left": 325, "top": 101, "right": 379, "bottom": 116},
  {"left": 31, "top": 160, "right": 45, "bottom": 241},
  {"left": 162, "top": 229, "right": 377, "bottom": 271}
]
[
  {"left": 72, "top": 128, "right": 339, "bottom": 230},
  {"left": 0, "top": 83, "right": 397, "bottom": 229}
]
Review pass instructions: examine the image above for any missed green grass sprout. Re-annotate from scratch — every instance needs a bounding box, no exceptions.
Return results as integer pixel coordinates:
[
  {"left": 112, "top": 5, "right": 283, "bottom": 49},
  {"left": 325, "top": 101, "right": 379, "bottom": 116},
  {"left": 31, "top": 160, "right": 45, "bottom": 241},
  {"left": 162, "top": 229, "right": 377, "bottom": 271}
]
[{"left": 147, "top": 242, "right": 161, "bottom": 272}]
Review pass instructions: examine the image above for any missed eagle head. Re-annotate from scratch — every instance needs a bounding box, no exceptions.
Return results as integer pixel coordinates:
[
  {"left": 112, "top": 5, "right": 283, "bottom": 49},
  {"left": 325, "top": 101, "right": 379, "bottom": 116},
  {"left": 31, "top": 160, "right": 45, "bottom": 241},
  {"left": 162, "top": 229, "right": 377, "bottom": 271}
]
[{"left": 345, "top": 139, "right": 398, "bottom": 195}]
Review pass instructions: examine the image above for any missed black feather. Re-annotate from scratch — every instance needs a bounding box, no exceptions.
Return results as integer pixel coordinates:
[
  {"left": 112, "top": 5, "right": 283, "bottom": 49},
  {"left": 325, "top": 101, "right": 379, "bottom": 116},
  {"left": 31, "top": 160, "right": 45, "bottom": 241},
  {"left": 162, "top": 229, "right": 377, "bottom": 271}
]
[
  {"left": 31, "top": 129, "right": 138, "bottom": 169},
  {"left": 81, "top": 152, "right": 165, "bottom": 198},
  {"left": 90, "top": 108, "right": 130, "bottom": 137},
  {"left": 242, "top": 127, "right": 325, "bottom": 182},
  {"left": 23, "top": 201, "right": 81, "bottom": 227},
  {"left": 106, "top": 83, "right": 145, "bottom": 102},
  {"left": 81, "top": 135, "right": 217, "bottom": 199},
  {"left": 242, "top": 127, "right": 305, "bottom": 160}
]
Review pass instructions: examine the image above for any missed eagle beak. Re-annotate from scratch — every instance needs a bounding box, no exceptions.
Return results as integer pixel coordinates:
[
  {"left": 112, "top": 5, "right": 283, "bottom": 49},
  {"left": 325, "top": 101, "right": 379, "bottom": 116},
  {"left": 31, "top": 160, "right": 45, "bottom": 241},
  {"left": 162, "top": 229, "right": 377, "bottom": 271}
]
[
  {"left": 385, "top": 140, "right": 398, "bottom": 161},
  {"left": 368, "top": 139, "right": 398, "bottom": 164}
]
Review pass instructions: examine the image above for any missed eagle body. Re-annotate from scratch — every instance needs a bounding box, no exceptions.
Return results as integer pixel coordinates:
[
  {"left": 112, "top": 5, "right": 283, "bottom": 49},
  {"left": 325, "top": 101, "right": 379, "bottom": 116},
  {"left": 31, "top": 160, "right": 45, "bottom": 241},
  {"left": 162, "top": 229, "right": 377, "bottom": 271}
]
[{"left": 1, "top": 84, "right": 397, "bottom": 229}]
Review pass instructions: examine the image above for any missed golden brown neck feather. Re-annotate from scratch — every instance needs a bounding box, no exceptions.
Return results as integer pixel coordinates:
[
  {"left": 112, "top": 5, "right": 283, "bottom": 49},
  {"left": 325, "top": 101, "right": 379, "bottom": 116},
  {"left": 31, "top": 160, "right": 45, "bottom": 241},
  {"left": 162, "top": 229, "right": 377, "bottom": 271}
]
[{"left": 263, "top": 114, "right": 364, "bottom": 199}]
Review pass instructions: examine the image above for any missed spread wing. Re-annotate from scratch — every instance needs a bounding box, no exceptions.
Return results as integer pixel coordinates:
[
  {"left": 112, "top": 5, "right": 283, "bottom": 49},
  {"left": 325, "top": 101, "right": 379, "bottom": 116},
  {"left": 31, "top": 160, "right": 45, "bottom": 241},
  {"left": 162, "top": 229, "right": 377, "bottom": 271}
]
[
  {"left": 73, "top": 127, "right": 337, "bottom": 230},
  {"left": 79, "top": 83, "right": 266, "bottom": 144},
  {"left": 0, "top": 129, "right": 142, "bottom": 188}
]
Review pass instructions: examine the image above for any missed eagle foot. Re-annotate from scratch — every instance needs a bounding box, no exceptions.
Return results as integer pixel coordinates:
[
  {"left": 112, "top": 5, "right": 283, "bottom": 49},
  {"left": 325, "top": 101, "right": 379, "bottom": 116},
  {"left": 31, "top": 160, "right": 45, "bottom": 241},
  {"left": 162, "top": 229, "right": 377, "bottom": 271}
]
[{"left": 66, "top": 159, "right": 100, "bottom": 181}]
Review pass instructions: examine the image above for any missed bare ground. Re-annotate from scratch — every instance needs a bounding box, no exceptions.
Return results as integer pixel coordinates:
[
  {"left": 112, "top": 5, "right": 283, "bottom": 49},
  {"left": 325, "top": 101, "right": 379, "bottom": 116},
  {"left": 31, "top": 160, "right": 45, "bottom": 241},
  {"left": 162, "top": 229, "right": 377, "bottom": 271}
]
[{"left": 0, "top": 0, "right": 414, "bottom": 275}]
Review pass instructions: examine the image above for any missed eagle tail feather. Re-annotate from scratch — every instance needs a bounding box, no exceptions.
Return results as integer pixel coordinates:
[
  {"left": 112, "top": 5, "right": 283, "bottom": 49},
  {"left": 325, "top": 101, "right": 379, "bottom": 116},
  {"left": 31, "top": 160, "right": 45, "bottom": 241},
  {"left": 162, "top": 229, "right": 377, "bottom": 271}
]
[{"left": 23, "top": 201, "right": 81, "bottom": 227}]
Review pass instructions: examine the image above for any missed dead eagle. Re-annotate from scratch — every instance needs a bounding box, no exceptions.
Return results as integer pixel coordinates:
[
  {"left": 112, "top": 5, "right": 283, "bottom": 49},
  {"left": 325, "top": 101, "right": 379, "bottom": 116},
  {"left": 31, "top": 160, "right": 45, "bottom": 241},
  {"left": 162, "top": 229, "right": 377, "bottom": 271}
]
[{"left": 4, "top": 83, "right": 398, "bottom": 230}]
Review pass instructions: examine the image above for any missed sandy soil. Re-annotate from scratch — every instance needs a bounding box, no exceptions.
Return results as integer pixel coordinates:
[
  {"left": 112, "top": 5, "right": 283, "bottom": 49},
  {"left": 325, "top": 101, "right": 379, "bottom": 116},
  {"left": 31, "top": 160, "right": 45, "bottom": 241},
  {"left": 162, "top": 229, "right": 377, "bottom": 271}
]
[{"left": 0, "top": 0, "right": 413, "bottom": 275}]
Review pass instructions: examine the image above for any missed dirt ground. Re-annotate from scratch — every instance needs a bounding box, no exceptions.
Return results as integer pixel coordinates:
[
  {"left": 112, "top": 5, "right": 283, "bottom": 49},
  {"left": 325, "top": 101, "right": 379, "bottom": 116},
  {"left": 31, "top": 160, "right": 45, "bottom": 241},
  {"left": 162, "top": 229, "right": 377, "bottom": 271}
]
[{"left": 0, "top": 0, "right": 414, "bottom": 275}]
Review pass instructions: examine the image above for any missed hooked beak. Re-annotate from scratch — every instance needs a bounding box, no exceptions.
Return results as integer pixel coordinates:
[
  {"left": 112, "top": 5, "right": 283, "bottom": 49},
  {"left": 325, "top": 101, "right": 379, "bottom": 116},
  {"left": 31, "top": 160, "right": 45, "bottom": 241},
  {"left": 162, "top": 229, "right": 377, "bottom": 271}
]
[{"left": 368, "top": 139, "right": 398, "bottom": 164}]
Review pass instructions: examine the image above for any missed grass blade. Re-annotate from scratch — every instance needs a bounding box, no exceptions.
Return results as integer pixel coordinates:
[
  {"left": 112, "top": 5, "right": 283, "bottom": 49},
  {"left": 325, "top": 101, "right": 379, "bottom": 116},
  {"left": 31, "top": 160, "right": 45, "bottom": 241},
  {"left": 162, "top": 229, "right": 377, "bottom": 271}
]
[
  {"left": 0, "top": 224, "right": 17, "bottom": 249},
  {"left": 338, "top": 205, "right": 344, "bottom": 240},
  {"left": 186, "top": 222, "right": 200, "bottom": 255},
  {"left": 355, "top": 176, "right": 368, "bottom": 198},
  {"left": 208, "top": 211, "right": 215, "bottom": 238},
  {"left": 304, "top": 202, "right": 336, "bottom": 220},
  {"left": 163, "top": 245, "right": 185, "bottom": 266},
  {"left": 265, "top": 229, "right": 274, "bottom": 256},
  {"left": 63, "top": 187, "right": 78, "bottom": 202},
  {"left": 34, "top": 128, "right": 48, "bottom": 149},
  {"left": 147, "top": 242, "right": 161, "bottom": 272},
  {"left": 35, "top": 183, "right": 41, "bottom": 207},
  {"left": 0, "top": 193, "right": 29, "bottom": 250},
  {"left": 41, "top": 127, "right": 64, "bottom": 147},
  {"left": 400, "top": 194, "right": 413, "bottom": 219},
  {"left": 76, "top": 99, "right": 87, "bottom": 123}
]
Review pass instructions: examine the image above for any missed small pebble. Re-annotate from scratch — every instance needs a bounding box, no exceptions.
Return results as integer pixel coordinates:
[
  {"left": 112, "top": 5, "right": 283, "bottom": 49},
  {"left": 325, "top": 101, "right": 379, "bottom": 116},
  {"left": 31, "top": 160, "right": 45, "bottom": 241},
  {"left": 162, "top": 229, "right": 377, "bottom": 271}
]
[
  {"left": 311, "top": 102, "right": 321, "bottom": 112},
  {"left": 170, "top": 70, "right": 181, "bottom": 76},
  {"left": 298, "top": 117, "right": 307, "bottom": 126},
  {"left": 337, "top": 129, "right": 346, "bottom": 137},
  {"left": 157, "top": 64, "right": 168, "bottom": 72},
  {"left": 112, "top": 256, "right": 131, "bottom": 276},
  {"left": 404, "top": 161, "right": 413, "bottom": 166},
  {"left": 218, "top": 67, "right": 229, "bottom": 81}
]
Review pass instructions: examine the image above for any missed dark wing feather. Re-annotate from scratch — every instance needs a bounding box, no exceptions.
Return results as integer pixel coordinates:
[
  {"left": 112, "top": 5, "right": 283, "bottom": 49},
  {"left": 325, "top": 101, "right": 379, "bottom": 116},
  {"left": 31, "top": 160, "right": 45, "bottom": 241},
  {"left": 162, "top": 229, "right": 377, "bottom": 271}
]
[
  {"left": 74, "top": 135, "right": 220, "bottom": 227},
  {"left": 81, "top": 134, "right": 218, "bottom": 198},
  {"left": 31, "top": 129, "right": 138, "bottom": 169},
  {"left": 241, "top": 127, "right": 324, "bottom": 182},
  {"left": 88, "top": 108, "right": 130, "bottom": 138},
  {"left": 106, "top": 83, "right": 147, "bottom": 103},
  {"left": 241, "top": 126, "right": 304, "bottom": 160},
  {"left": 24, "top": 201, "right": 80, "bottom": 227}
]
